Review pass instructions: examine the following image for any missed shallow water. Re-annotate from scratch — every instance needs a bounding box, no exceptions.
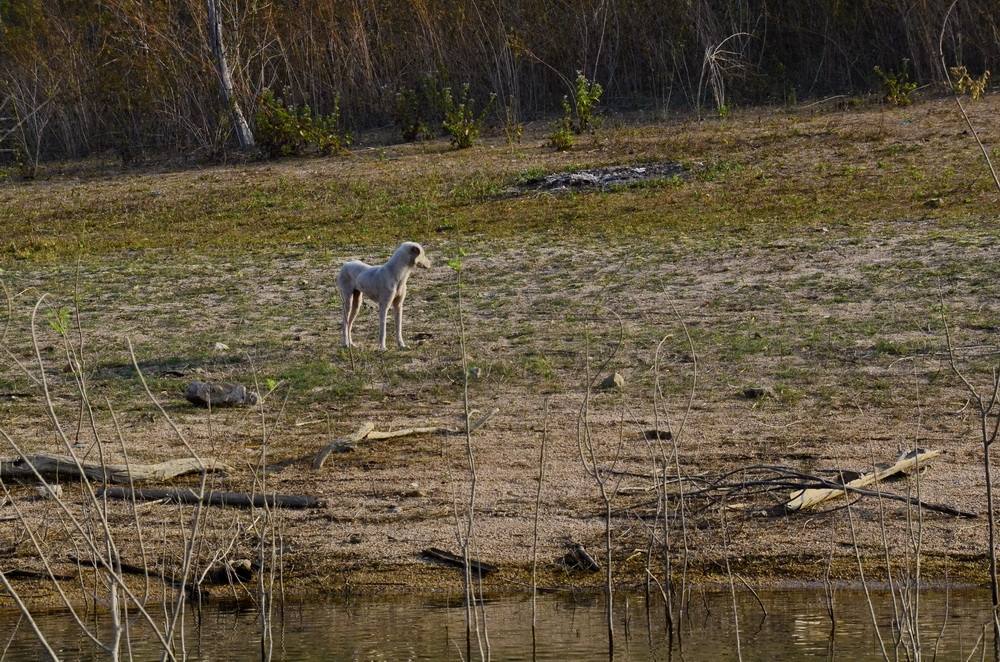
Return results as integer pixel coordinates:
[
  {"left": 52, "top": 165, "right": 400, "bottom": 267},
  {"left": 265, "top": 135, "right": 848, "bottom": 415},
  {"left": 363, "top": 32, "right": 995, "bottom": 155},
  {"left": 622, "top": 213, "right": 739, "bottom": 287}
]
[{"left": 1, "top": 587, "right": 996, "bottom": 660}]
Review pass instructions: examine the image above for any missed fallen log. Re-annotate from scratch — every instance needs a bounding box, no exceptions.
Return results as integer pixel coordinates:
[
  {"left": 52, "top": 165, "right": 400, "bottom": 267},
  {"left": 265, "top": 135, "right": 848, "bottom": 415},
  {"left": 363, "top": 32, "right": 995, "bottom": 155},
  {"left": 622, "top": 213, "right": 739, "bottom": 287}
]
[
  {"left": 0, "top": 453, "right": 233, "bottom": 484},
  {"left": 784, "top": 448, "right": 941, "bottom": 512},
  {"left": 97, "top": 487, "right": 321, "bottom": 509},
  {"left": 421, "top": 547, "right": 498, "bottom": 576},
  {"left": 1, "top": 568, "right": 74, "bottom": 581},
  {"left": 68, "top": 554, "right": 150, "bottom": 578}
]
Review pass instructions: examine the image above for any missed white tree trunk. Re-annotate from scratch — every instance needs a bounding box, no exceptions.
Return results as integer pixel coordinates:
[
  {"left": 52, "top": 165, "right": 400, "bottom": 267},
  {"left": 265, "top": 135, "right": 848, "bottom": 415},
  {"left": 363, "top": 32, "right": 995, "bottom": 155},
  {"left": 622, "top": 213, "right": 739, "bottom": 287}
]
[{"left": 206, "top": 0, "right": 255, "bottom": 150}]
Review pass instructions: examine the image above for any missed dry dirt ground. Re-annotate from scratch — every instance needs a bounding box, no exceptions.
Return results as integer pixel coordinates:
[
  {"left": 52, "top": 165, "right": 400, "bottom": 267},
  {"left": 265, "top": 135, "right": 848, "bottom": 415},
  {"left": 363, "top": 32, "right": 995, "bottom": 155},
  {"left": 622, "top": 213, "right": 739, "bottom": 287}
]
[{"left": 0, "top": 95, "right": 999, "bottom": 604}]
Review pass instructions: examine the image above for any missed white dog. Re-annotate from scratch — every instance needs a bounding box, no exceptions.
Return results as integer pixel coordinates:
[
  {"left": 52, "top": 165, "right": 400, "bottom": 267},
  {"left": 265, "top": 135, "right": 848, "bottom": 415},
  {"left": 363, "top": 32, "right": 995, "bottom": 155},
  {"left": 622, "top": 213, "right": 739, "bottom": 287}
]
[{"left": 337, "top": 242, "right": 431, "bottom": 350}]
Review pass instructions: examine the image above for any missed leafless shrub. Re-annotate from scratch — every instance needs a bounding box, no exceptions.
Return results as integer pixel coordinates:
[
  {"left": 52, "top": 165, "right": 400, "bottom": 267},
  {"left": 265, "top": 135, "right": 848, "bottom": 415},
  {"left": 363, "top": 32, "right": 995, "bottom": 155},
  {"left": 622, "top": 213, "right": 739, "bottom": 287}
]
[{"left": 0, "top": 290, "right": 284, "bottom": 659}]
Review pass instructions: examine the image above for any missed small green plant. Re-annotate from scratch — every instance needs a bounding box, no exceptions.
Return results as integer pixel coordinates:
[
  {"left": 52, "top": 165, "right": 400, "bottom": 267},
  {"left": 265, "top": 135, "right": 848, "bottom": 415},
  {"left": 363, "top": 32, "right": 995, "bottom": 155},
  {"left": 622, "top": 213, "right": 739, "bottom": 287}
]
[
  {"left": 447, "top": 247, "right": 467, "bottom": 272},
  {"left": 950, "top": 65, "right": 991, "bottom": 100},
  {"left": 873, "top": 63, "right": 918, "bottom": 106},
  {"left": 46, "top": 306, "right": 71, "bottom": 336},
  {"left": 548, "top": 71, "right": 602, "bottom": 150},
  {"left": 569, "top": 71, "right": 603, "bottom": 133},
  {"left": 548, "top": 108, "right": 575, "bottom": 151},
  {"left": 441, "top": 84, "right": 495, "bottom": 149},
  {"left": 502, "top": 104, "right": 523, "bottom": 145},
  {"left": 255, "top": 89, "right": 351, "bottom": 158}
]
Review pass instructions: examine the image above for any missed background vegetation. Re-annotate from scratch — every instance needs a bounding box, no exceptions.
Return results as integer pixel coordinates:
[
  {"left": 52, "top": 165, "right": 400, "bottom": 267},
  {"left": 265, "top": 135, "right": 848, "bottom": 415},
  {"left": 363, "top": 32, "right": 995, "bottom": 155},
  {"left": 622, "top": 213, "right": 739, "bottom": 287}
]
[{"left": 0, "top": 0, "right": 996, "bottom": 161}]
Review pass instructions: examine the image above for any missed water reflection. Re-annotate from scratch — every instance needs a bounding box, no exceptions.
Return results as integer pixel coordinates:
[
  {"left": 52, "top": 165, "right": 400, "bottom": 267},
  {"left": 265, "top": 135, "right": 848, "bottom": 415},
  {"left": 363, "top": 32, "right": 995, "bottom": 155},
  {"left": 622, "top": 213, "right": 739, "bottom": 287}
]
[{"left": 1, "top": 587, "right": 996, "bottom": 660}]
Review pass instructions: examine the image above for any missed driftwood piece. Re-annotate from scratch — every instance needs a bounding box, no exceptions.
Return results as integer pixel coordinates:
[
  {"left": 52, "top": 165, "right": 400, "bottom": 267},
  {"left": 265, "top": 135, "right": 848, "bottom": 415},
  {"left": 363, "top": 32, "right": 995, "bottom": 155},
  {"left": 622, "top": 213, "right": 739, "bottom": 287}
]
[
  {"left": 308, "top": 412, "right": 501, "bottom": 471},
  {"left": 466, "top": 407, "right": 500, "bottom": 435},
  {"left": 0, "top": 453, "right": 232, "bottom": 484},
  {"left": 784, "top": 448, "right": 942, "bottom": 512},
  {"left": 560, "top": 543, "right": 601, "bottom": 572},
  {"left": 312, "top": 422, "right": 376, "bottom": 469},
  {"left": 97, "top": 487, "right": 320, "bottom": 509},
  {"left": 420, "top": 547, "right": 498, "bottom": 576}
]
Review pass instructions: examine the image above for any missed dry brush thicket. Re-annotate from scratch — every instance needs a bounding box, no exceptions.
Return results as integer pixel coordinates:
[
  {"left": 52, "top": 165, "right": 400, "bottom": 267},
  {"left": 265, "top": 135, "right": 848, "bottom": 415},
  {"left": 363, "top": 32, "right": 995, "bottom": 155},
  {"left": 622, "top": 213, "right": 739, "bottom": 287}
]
[{"left": 0, "top": 0, "right": 997, "bottom": 161}]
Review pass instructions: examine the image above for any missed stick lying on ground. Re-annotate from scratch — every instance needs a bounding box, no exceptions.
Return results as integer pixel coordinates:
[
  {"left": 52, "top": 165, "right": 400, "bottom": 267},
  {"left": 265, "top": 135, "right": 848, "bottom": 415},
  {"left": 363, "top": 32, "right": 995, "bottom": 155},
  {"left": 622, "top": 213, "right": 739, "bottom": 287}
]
[
  {"left": 0, "top": 453, "right": 232, "bottom": 484},
  {"left": 784, "top": 448, "right": 940, "bottom": 512},
  {"left": 97, "top": 487, "right": 320, "bottom": 509},
  {"left": 421, "top": 547, "right": 498, "bottom": 576},
  {"left": 311, "top": 409, "right": 501, "bottom": 470}
]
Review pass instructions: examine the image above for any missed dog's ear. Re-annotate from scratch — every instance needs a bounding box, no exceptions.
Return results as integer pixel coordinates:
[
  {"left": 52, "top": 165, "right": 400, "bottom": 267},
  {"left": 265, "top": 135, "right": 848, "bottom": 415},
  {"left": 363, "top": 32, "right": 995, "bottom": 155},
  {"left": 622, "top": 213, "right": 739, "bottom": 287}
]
[{"left": 408, "top": 244, "right": 420, "bottom": 264}]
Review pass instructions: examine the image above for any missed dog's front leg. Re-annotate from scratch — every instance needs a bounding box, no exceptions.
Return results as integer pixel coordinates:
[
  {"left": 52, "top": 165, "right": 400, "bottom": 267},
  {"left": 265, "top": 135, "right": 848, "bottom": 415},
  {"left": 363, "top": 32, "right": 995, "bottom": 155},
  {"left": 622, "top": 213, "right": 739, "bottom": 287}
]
[
  {"left": 394, "top": 299, "right": 406, "bottom": 348},
  {"left": 377, "top": 301, "right": 389, "bottom": 350}
]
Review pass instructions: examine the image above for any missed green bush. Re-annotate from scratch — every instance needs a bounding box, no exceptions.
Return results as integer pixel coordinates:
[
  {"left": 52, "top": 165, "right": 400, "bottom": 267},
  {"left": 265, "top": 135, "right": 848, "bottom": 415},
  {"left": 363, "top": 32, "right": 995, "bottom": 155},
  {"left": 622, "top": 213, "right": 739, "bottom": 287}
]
[
  {"left": 548, "top": 71, "right": 602, "bottom": 149},
  {"left": 548, "top": 106, "right": 575, "bottom": 150},
  {"left": 255, "top": 89, "right": 351, "bottom": 158},
  {"left": 569, "top": 71, "right": 603, "bottom": 133},
  {"left": 873, "top": 64, "right": 918, "bottom": 106},
  {"left": 440, "top": 84, "right": 495, "bottom": 149},
  {"left": 393, "top": 75, "right": 448, "bottom": 142}
]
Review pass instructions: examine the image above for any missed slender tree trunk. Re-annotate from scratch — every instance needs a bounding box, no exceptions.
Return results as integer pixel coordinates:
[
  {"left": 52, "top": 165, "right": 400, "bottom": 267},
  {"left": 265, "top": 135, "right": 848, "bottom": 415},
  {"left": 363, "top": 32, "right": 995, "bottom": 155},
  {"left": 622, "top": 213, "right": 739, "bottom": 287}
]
[
  {"left": 206, "top": 0, "right": 255, "bottom": 150},
  {"left": 982, "top": 428, "right": 999, "bottom": 650}
]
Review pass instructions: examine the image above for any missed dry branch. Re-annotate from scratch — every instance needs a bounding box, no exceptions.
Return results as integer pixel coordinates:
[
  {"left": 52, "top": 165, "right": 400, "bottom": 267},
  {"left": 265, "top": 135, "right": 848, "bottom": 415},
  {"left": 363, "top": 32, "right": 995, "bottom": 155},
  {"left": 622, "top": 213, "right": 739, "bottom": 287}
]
[
  {"left": 97, "top": 487, "right": 320, "bottom": 509},
  {"left": 365, "top": 426, "right": 454, "bottom": 441},
  {"left": 0, "top": 454, "right": 232, "bottom": 484},
  {"left": 784, "top": 448, "right": 941, "bottom": 512}
]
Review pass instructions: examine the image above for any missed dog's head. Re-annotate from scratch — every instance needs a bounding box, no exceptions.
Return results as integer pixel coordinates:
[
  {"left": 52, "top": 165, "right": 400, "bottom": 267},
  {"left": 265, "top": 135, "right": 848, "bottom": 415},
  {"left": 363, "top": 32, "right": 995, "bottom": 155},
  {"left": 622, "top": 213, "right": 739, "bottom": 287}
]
[{"left": 403, "top": 242, "right": 431, "bottom": 269}]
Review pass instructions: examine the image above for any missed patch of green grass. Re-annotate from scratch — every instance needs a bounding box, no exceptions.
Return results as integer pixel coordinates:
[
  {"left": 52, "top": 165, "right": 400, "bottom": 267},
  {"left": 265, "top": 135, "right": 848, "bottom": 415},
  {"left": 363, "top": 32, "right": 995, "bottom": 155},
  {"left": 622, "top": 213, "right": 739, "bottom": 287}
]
[
  {"left": 279, "top": 360, "right": 365, "bottom": 401},
  {"left": 873, "top": 337, "right": 930, "bottom": 356},
  {"left": 522, "top": 352, "right": 555, "bottom": 379},
  {"left": 0, "top": 96, "right": 995, "bottom": 266}
]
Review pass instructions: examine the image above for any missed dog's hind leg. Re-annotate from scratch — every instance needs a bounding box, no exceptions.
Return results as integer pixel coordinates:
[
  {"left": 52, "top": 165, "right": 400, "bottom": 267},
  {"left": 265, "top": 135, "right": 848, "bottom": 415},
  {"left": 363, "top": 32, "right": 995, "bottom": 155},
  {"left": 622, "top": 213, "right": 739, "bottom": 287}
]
[
  {"left": 340, "top": 288, "right": 352, "bottom": 347},
  {"left": 346, "top": 291, "right": 362, "bottom": 347}
]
